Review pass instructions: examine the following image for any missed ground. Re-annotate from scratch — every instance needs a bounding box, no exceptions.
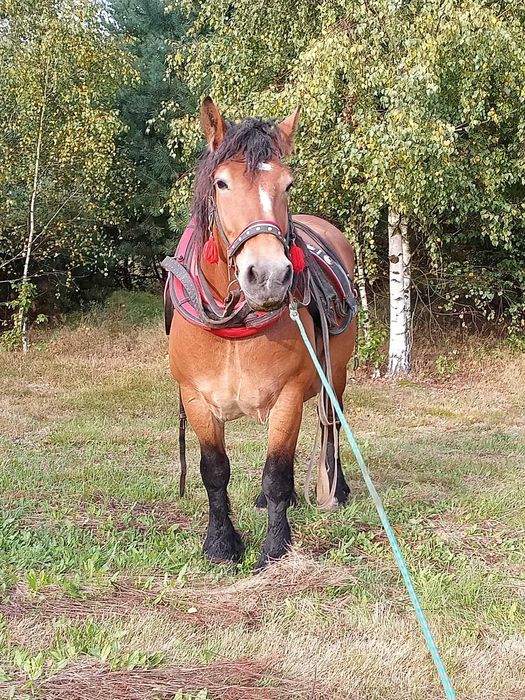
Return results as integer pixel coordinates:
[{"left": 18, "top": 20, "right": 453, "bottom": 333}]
[{"left": 0, "top": 292, "right": 524, "bottom": 699}]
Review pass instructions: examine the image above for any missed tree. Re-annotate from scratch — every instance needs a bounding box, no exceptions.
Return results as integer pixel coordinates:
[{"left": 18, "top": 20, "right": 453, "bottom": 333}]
[
  {"left": 167, "top": 0, "right": 525, "bottom": 371},
  {"left": 105, "top": 0, "right": 194, "bottom": 283},
  {"left": 0, "top": 0, "right": 134, "bottom": 349}
]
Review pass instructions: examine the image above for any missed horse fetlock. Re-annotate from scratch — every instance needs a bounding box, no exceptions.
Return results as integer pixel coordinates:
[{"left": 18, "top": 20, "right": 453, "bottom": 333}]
[
  {"left": 203, "top": 520, "right": 244, "bottom": 563},
  {"left": 255, "top": 524, "right": 292, "bottom": 572},
  {"left": 335, "top": 480, "right": 350, "bottom": 505}
]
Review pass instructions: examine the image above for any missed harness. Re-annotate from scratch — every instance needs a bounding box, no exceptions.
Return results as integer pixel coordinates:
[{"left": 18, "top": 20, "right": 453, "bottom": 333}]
[
  {"left": 162, "top": 219, "right": 293, "bottom": 339},
  {"left": 161, "top": 214, "right": 358, "bottom": 505}
]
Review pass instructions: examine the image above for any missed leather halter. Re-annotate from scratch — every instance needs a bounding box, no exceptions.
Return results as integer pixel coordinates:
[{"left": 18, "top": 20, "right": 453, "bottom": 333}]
[
  {"left": 228, "top": 221, "right": 289, "bottom": 258},
  {"left": 210, "top": 198, "right": 292, "bottom": 266}
]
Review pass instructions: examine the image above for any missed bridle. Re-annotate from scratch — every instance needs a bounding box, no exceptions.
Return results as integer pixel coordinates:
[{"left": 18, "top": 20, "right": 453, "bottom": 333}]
[{"left": 207, "top": 194, "right": 296, "bottom": 270}]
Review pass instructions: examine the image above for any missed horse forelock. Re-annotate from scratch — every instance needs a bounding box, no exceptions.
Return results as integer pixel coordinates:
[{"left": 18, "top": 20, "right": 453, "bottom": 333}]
[{"left": 191, "top": 117, "right": 285, "bottom": 245}]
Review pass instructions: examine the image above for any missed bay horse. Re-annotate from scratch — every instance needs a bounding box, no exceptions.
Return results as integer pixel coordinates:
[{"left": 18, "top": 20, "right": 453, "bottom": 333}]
[{"left": 165, "top": 98, "right": 357, "bottom": 571}]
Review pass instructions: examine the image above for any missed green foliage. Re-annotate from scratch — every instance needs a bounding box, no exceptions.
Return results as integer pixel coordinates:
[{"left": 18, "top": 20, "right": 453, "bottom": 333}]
[
  {"left": 435, "top": 352, "right": 459, "bottom": 377},
  {"left": 64, "top": 291, "right": 163, "bottom": 331},
  {"left": 104, "top": 290, "right": 164, "bottom": 326},
  {"left": 106, "top": 0, "right": 195, "bottom": 268},
  {"left": 167, "top": 0, "right": 525, "bottom": 336},
  {"left": 357, "top": 315, "right": 387, "bottom": 371},
  {"left": 0, "top": 0, "right": 135, "bottom": 338},
  {"left": 1, "top": 0, "right": 525, "bottom": 341}
]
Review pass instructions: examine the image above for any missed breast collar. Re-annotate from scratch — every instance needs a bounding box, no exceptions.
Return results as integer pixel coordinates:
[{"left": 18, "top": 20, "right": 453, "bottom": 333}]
[
  {"left": 162, "top": 216, "right": 356, "bottom": 339},
  {"left": 162, "top": 218, "right": 301, "bottom": 338}
]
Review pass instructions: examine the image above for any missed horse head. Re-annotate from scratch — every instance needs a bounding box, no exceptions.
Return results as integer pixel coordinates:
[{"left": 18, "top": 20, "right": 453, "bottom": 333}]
[{"left": 197, "top": 98, "right": 301, "bottom": 311}]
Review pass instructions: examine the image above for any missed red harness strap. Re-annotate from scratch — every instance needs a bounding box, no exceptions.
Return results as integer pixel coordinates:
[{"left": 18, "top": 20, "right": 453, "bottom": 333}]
[{"left": 164, "top": 222, "right": 287, "bottom": 338}]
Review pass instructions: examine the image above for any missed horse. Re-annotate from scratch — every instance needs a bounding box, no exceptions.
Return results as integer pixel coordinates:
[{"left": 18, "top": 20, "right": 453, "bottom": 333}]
[{"left": 164, "top": 98, "right": 357, "bottom": 571}]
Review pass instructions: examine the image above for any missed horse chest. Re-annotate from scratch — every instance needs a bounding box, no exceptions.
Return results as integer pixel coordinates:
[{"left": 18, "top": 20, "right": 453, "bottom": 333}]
[{"left": 193, "top": 344, "right": 281, "bottom": 422}]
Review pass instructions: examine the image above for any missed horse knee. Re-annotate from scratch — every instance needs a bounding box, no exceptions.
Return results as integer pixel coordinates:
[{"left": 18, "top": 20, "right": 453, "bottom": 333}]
[
  {"left": 200, "top": 445, "right": 230, "bottom": 492},
  {"left": 262, "top": 454, "right": 294, "bottom": 504}
]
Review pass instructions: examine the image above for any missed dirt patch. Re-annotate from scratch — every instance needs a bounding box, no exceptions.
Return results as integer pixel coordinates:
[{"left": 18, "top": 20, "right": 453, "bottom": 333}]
[{"left": 0, "top": 656, "right": 320, "bottom": 700}]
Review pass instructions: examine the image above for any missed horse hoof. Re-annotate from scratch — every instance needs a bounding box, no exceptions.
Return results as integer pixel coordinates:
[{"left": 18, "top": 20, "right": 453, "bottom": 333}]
[
  {"left": 203, "top": 529, "right": 244, "bottom": 564},
  {"left": 253, "top": 539, "right": 291, "bottom": 572},
  {"left": 317, "top": 485, "right": 350, "bottom": 511},
  {"left": 253, "top": 548, "right": 287, "bottom": 573},
  {"left": 254, "top": 490, "right": 298, "bottom": 510}
]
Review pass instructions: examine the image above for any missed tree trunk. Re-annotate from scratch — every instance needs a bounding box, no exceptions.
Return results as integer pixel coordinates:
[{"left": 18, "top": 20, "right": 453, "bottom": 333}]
[
  {"left": 387, "top": 208, "right": 411, "bottom": 375},
  {"left": 402, "top": 221, "right": 412, "bottom": 360},
  {"left": 18, "top": 62, "right": 50, "bottom": 353},
  {"left": 356, "top": 241, "right": 370, "bottom": 339}
]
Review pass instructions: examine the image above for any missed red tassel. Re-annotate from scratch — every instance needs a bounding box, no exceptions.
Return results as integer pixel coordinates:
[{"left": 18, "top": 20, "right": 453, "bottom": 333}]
[
  {"left": 290, "top": 243, "right": 305, "bottom": 273},
  {"left": 203, "top": 236, "right": 219, "bottom": 264}
]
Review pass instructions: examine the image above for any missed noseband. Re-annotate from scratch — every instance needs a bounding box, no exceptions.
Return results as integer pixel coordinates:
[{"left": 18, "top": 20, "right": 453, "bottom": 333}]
[
  {"left": 207, "top": 200, "right": 308, "bottom": 277},
  {"left": 210, "top": 200, "right": 292, "bottom": 264},
  {"left": 228, "top": 221, "right": 290, "bottom": 258}
]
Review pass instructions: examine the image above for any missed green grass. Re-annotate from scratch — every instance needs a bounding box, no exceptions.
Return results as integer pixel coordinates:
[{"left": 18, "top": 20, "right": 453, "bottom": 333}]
[{"left": 0, "top": 292, "right": 524, "bottom": 699}]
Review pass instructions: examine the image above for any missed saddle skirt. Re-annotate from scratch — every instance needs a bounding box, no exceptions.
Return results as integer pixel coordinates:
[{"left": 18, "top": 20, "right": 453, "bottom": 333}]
[{"left": 163, "top": 220, "right": 358, "bottom": 338}]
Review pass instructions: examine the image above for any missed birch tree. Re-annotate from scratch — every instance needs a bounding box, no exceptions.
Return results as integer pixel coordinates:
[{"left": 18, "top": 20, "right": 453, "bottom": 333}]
[
  {"left": 167, "top": 0, "right": 525, "bottom": 365},
  {"left": 387, "top": 210, "right": 411, "bottom": 375},
  {"left": 0, "top": 0, "right": 134, "bottom": 349}
]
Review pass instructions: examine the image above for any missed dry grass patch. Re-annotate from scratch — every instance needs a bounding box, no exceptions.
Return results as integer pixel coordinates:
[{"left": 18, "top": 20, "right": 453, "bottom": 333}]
[
  {"left": 1, "top": 656, "right": 318, "bottom": 700},
  {"left": 0, "top": 551, "right": 357, "bottom": 629}
]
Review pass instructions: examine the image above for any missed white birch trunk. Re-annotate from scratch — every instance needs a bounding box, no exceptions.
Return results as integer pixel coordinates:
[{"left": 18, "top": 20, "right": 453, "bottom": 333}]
[
  {"left": 356, "top": 242, "right": 370, "bottom": 339},
  {"left": 387, "top": 208, "right": 411, "bottom": 375},
  {"left": 18, "top": 64, "right": 50, "bottom": 353},
  {"left": 401, "top": 220, "right": 412, "bottom": 359}
]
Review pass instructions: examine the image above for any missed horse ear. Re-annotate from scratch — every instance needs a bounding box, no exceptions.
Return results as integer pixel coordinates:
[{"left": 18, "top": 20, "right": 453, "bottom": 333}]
[
  {"left": 277, "top": 106, "right": 301, "bottom": 156},
  {"left": 200, "top": 97, "right": 226, "bottom": 151}
]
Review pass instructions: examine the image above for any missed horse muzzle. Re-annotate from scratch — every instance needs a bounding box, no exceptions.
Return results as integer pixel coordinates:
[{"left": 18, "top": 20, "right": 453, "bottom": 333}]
[{"left": 239, "top": 259, "right": 293, "bottom": 311}]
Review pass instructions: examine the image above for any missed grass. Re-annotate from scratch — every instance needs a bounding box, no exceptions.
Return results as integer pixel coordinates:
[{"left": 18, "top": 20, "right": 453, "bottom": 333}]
[{"left": 0, "top": 291, "right": 524, "bottom": 699}]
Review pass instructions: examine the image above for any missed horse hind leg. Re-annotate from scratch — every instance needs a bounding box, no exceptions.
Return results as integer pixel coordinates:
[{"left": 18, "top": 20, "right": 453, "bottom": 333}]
[{"left": 181, "top": 388, "right": 244, "bottom": 563}]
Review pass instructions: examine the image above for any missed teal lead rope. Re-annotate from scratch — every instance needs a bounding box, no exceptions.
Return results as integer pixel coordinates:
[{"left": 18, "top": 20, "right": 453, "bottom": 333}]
[{"left": 289, "top": 301, "right": 456, "bottom": 700}]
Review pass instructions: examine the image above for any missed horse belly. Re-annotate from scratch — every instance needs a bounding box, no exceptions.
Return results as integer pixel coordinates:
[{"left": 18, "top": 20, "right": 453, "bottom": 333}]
[{"left": 196, "top": 377, "right": 277, "bottom": 423}]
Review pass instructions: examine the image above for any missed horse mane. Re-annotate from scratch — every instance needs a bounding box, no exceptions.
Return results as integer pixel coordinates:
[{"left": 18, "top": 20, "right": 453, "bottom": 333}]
[{"left": 191, "top": 117, "right": 285, "bottom": 245}]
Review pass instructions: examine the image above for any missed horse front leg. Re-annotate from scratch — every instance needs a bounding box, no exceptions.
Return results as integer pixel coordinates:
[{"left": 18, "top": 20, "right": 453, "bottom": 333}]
[
  {"left": 181, "top": 388, "right": 244, "bottom": 563},
  {"left": 255, "top": 386, "right": 303, "bottom": 571}
]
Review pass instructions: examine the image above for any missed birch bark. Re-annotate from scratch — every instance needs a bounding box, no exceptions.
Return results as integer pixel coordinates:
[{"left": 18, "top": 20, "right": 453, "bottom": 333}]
[
  {"left": 387, "top": 208, "right": 411, "bottom": 375},
  {"left": 18, "top": 63, "right": 50, "bottom": 352},
  {"left": 356, "top": 242, "right": 370, "bottom": 339}
]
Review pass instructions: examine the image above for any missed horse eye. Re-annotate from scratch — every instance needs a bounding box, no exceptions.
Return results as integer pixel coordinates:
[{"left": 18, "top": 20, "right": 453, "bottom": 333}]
[
  {"left": 285, "top": 181, "right": 294, "bottom": 192},
  {"left": 216, "top": 180, "right": 228, "bottom": 190}
]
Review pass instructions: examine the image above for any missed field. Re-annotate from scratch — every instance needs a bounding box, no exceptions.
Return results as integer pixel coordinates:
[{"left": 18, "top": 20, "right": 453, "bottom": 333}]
[{"left": 1, "top": 292, "right": 524, "bottom": 700}]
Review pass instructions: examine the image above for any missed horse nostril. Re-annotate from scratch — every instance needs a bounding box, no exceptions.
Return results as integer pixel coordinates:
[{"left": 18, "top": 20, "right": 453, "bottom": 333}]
[
  {"left": 282, "top": 264, "right": 293, "bottom": 286},
  {"left": 246, "top": 264, "right": 258, "bottom": 285}
]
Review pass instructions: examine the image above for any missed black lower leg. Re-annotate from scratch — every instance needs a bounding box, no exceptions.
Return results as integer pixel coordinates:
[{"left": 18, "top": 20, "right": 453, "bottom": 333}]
[
  {"left": 255, "top": 453, "right": 294, "bottom": 571},
  {"left": 200, "top": 445, "right": 244, "bottom": 562},
  {"left": 254, "top": 489, "right": 298, "bottom": 509}
]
